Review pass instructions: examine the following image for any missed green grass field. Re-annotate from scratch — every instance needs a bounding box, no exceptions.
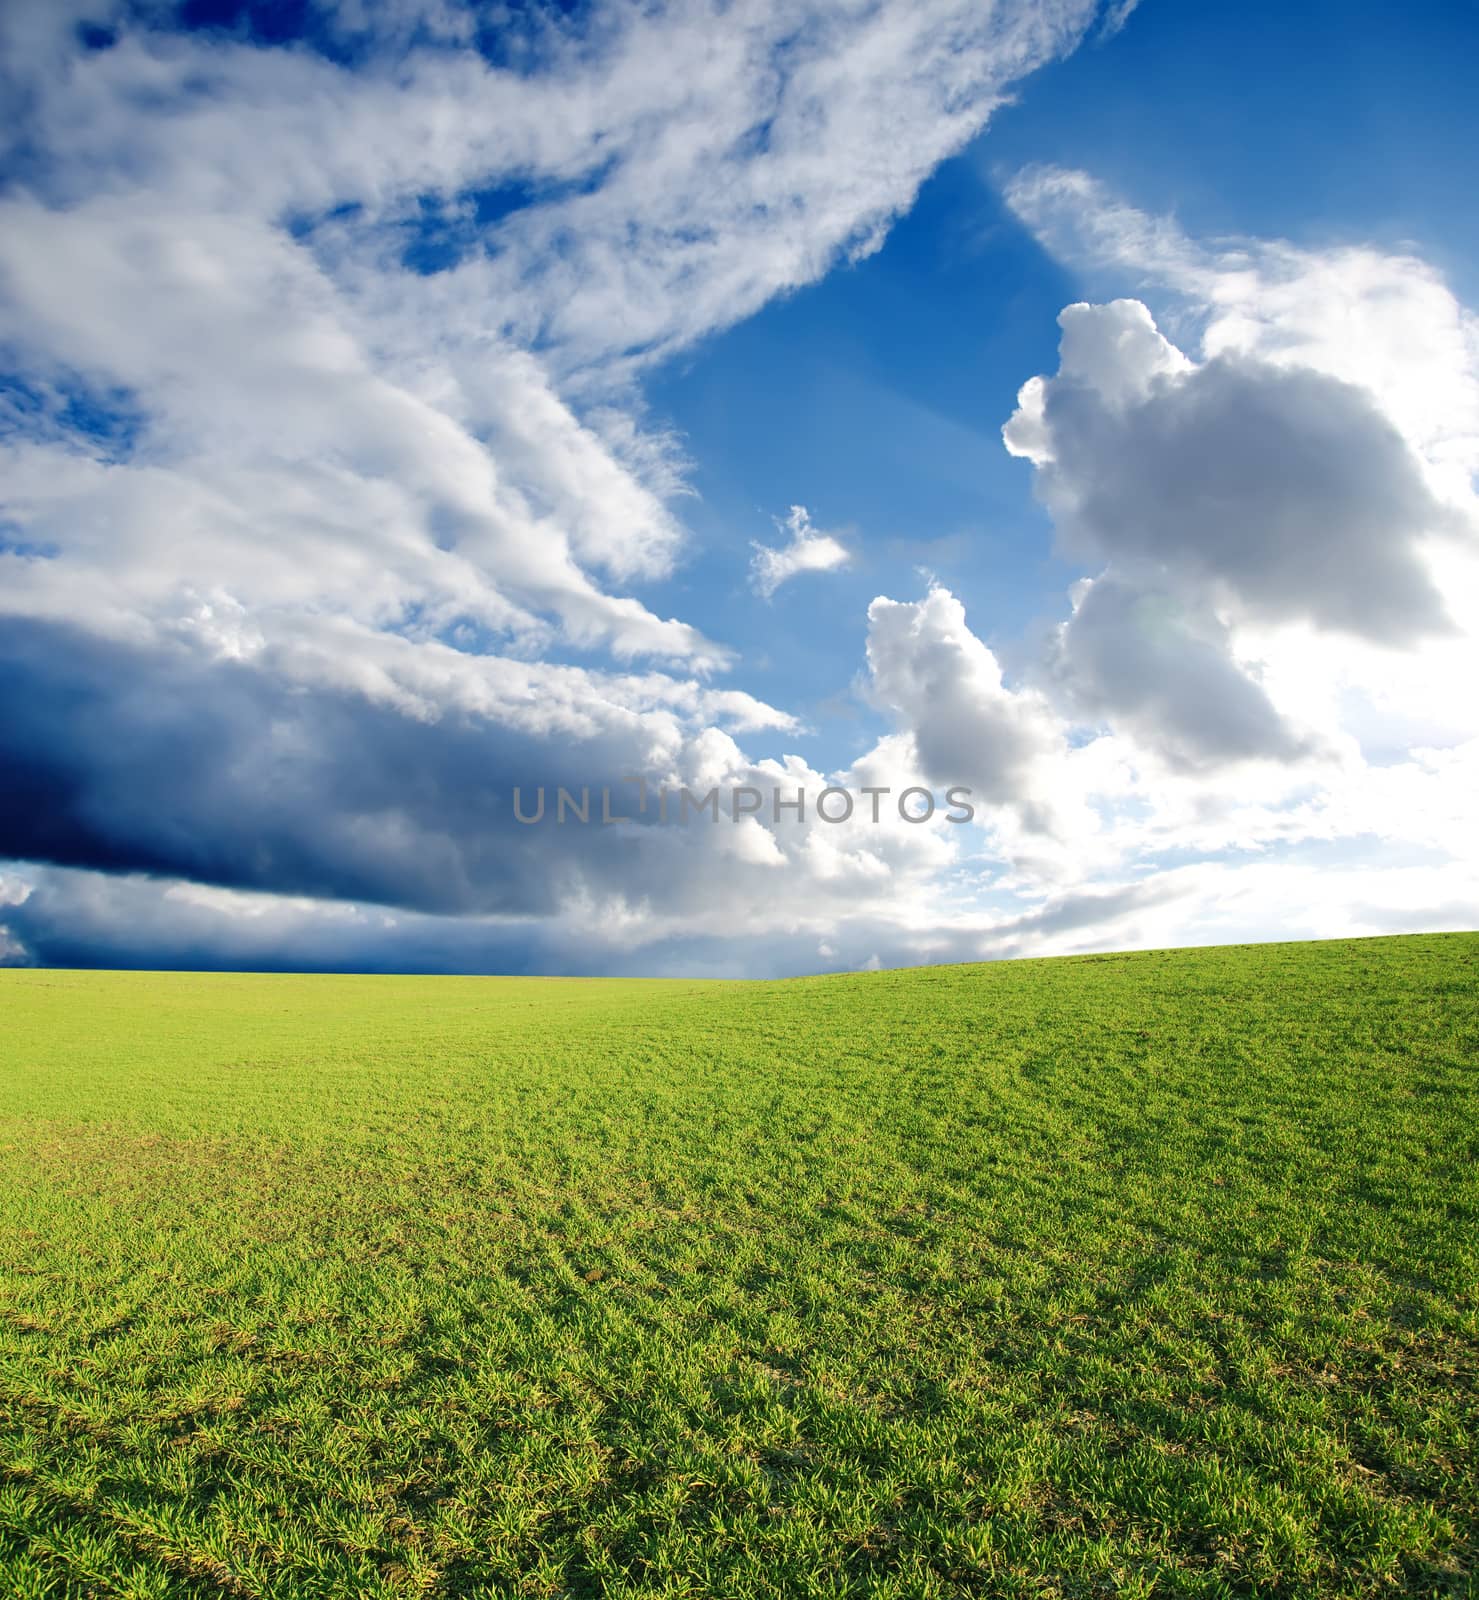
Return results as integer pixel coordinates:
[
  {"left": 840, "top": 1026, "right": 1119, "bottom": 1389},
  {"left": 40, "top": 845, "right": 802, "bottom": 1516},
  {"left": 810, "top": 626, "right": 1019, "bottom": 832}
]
[{"left": 1, "top": 934, "right": 1476, "bottom": 1599}]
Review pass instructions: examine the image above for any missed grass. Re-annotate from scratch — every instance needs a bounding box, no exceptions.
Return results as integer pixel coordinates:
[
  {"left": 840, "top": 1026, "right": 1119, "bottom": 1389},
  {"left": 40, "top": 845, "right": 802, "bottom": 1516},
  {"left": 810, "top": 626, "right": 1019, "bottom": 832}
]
[{"left": 0, "top": 933, "right": 1476, "bottom": 1599}]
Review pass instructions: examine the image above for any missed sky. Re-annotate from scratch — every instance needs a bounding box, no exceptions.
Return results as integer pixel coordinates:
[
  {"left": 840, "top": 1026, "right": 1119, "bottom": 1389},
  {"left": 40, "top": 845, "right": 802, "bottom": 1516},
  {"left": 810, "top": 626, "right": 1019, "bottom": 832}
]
[{"left": 1, "top": 0, "right": 1476, "bottom": 976}]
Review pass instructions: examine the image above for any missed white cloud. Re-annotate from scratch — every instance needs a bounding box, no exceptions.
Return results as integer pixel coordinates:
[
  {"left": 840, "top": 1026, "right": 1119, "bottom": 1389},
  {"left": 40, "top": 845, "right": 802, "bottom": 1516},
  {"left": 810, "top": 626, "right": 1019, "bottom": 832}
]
[
  {"left": 1001, "top": 177, "right": 1479, "bottom": 777},
  {"left": 863, "top": 585, "right": 1077, "bottom": 836},
  {"left": 1096, "top": 1, "right": 1140, "bottom": 39},
  {"left": 1005, "top": 165, "right": 1479, "bottom": 511},
  {"left": 820, "top": 179, "right": 1479, "bottom": 959},
  {"left": 1049, "top": 573, "right": 1314, "bottom": 771},
  {"left": 0, "top": 3, "right": 1113, "bottom": 688},
  {"left": 1006, "top": 298, "right": 1458, "bottom": 646},
  {"left": 749, "top": 505, "right": 851, "bottom": 597}
]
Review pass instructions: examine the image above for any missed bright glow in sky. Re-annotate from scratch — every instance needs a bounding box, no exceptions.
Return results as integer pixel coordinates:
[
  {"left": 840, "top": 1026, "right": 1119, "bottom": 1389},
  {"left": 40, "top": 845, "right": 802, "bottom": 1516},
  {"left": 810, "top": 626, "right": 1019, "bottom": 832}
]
[{"left": 1, "top": 0, "right": 1476, "bottom": 974}]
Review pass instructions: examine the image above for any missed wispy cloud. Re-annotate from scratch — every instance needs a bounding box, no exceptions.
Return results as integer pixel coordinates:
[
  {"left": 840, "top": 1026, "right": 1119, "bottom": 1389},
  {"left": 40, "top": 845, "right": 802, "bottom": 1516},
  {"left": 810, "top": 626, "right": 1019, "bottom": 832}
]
[
  {"left": 1096, "top": 0, "right": 1141, "bottom": 40},
  {"left": 749, "top": 505, "right": 851, "bottom": 598}
]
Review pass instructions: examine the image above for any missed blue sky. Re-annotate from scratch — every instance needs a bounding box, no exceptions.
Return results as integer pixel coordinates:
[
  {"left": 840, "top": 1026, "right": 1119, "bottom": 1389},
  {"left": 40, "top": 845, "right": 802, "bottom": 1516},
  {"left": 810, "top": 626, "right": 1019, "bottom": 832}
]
[
  {"left": 642, "top": 163, "right": 1077, "bottom": 769},
  {"left": 1, "top": 0, "right": 1476, "bottom": 973}
]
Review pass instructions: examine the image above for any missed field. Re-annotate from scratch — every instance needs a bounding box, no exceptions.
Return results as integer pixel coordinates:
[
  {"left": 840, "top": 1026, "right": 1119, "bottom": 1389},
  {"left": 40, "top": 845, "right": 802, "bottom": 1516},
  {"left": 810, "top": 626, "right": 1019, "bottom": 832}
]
[{"left": 1, "top": 935, "right": 1476, "bottom": 1599}]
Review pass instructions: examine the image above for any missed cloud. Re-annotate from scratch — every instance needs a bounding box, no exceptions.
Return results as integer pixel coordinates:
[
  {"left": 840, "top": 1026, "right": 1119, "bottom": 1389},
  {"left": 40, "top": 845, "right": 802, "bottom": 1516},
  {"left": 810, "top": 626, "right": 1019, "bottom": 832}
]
[
  {"left": 0, "top": 0, "right": 1117, "bottom": 686},
  {"left": 3, "top": 46, "right": 1478, "bottom": 976},
  {"left": 8, "top": 827, "right": 1476, "bottom": 978},
  {"left": 829, "top": 176, "right": 1479, "bottom": 946},
  {"left": 1006, "top": 298, "right": 1457, "bottom": 646},
  {"left": 1004, "top": 166, "right": 1479, "bottom": 509},
  {"left": 0, "top": 613, "right": 807, "bottom": 919},
  {"left": 1096, "top": 1, "right": 1140, "bottom": 39},
  {"left": 1049, "top": 575, "right": 1313, "bottom": 771},
  {"left": 0, "top": 197, "right": 719, "bottom": 667},
  {"left": 0, "top": 0, "right": 1114, "bottom": 953},
  {"left": 863, "top": 585, "right": 1097, "bottom": 844},
  {"left": 749, "top": 505, "right": 851, "bottom": 598},
  {"left": 994, "top": 172, "right": 1479, "bottom": 814},
  {"left": 0, "top": 605, "right": 988, "bottom": 951}
]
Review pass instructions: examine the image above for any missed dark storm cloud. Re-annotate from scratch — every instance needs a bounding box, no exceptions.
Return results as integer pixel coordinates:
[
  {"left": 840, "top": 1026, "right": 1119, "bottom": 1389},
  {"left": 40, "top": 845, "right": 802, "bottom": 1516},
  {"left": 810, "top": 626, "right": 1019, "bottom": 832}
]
[{"left": 0, "top": 618, "right": 702, "bottom": 918}]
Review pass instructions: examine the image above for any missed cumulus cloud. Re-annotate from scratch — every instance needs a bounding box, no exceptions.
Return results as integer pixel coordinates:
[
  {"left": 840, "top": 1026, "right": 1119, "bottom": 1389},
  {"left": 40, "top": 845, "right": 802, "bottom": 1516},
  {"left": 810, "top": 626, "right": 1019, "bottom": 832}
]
[
  {"left": 974, "top": 173, "right": 1479, "bottom": 928},
  {"left": 1045, "top": 576, "right": 1309, "bottom": 770},
  {"left": 864, "top": 586, "right": 1073, "bottom": 835},
  {"left": 828, "top": 176, "right": 1479, "bottom": 954},
  {"left": 1004, "top": 166, "right": 1479, "bottom": 509},
  {"left": 1006, "top": 299, "right": 1457, "bottom": 646},
  {"left": 990, "top": 180, "right": 1479, "bottom": 782},
  {"left": 749, "top": 505, "right": 851, "bottom": 598},
  {"left": 992, "top": 287, "right": 1468, "bottom": 773}
]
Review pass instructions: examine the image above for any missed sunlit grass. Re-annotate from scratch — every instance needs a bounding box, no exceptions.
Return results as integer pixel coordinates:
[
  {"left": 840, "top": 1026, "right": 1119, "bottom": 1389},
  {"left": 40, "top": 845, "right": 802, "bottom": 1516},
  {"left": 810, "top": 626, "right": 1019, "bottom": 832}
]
[{"left": 2, "top": 933, "right": 1476, "bottom": 1597}]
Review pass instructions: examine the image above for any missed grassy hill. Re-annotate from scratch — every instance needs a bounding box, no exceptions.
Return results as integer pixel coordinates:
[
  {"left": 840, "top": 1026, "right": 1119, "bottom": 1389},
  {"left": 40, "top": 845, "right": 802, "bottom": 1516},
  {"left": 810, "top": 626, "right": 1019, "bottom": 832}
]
[{"left": 1, "top": 934, "right": 1475, "bottom": 1597}]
